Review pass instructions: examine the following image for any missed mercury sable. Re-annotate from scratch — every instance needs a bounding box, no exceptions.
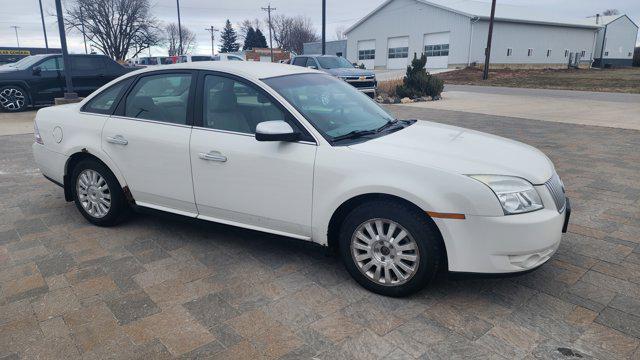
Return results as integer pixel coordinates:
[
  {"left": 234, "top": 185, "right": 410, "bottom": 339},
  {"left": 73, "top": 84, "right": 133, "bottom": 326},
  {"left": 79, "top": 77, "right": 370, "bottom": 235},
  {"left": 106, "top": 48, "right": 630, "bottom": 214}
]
[{"left": 32, "top": 62, "right": 570, "bottom": 296}]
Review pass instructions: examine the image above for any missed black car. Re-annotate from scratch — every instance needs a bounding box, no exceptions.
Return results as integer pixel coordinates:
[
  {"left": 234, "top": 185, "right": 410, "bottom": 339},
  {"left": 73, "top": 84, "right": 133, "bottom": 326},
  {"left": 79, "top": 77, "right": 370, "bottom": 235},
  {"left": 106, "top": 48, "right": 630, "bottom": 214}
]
[{"left": 0, "top": 54, "right": 130, "bottom": 112}]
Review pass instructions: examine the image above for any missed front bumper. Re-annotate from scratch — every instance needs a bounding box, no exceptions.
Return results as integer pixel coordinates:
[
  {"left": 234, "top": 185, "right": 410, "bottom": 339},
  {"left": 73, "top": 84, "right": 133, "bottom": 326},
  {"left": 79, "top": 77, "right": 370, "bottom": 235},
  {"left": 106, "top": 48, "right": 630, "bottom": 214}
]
[{"left": 434, "top": 195, "right": 568, "bottom": 274}]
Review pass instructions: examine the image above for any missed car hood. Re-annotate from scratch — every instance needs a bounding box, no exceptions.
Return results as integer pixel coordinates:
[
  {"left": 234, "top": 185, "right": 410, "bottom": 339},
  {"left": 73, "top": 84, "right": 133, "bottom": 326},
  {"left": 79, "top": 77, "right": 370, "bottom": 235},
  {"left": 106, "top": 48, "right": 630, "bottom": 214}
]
[
  {"left": 324, "top": 68, "right": 375, "bottom": 77},
  {"left": 349, "top": 121, "right": 555, "bottom": 185},
  {"left": 0, "top": 66, "right": 20, "bottom": 75}
]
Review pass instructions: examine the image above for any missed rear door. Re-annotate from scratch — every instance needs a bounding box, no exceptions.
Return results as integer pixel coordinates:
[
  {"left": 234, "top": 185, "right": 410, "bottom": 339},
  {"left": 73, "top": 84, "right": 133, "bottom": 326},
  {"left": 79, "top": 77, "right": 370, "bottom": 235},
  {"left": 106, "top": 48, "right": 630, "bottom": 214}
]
[
  {"left": 291, "top": 57, "right": 307, "bottom": 67},
  {"left": 102, "top": 71, "right": 197, "bottom": 215},
  {"left": 70, "top": 56, "right": 108, "bottom": 97}
]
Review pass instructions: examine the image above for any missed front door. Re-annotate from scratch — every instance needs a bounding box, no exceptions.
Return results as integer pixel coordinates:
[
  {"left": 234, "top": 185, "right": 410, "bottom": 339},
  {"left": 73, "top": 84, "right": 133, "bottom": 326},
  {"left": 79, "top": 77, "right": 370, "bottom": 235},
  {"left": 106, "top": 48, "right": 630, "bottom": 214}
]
[
  {"left": 190, "top": 73, "right": 317, "bottom": 238},
  {"left": 102, "top": 71, "right": 197, "bottom": 215},
  {"left": 30, "top": 56, "right": 65, "bottom": 104}
]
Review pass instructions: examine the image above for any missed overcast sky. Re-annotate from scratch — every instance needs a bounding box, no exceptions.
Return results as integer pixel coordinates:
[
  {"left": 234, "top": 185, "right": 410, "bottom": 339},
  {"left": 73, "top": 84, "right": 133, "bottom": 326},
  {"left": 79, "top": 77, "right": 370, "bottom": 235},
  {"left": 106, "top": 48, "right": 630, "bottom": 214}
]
[{"left": 1, "top": 0, "right": 638, "bottom": 56}]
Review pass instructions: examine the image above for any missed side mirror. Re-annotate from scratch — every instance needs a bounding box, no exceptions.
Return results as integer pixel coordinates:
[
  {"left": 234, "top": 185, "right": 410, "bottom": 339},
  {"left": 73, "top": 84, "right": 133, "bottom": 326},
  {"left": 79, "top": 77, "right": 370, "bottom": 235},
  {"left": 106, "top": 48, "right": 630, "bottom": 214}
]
[
  {"left": 255, "top": 120, "right": 300, "bottom": 142},
  {"left": 32, "top": 66, "right": 42, "bottom": 76}
]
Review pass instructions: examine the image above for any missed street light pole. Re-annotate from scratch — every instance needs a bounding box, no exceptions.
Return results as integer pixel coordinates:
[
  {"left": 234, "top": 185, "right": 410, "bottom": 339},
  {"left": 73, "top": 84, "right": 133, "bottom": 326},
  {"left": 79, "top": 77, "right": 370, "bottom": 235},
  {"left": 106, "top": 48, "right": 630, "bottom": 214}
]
[
  {"left": 322, "top": 0, "right": 326, "bottom": 55},
  {"left": 10, "top": 26, "right": 20, "bottom": 47},
  {"left": 262, "top": 4, "right": 276, "bottom": 62},
  {"left": 38, "top": 0, "right": 49, "bottom": 50},
  {"left": 176, "top": 0, "right": 183, "bottom": 55},
  {"left": 54, "top": 0, "right": 77, "bottom": 99},
  {"left": 482, "top": 0, "right": 497, "bottom": 80}
]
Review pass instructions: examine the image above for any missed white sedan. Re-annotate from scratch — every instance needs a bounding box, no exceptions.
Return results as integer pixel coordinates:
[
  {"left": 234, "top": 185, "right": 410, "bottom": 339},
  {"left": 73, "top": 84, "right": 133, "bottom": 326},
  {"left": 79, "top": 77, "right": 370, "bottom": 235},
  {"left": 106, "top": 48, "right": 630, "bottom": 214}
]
[{"left": 32, "top": 62, "right": 569, "bottom": 296}]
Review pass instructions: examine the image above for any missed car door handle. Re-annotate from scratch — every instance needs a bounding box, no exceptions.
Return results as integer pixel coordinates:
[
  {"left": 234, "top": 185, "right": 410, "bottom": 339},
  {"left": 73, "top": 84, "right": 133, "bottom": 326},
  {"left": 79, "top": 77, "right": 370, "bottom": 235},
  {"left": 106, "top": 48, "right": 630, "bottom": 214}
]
[
  {"left": 106, "top": 135, "right": 128, "bottom": 145},
  {"left": 199, "top": 151, "right": 227, "bottom": 162}
]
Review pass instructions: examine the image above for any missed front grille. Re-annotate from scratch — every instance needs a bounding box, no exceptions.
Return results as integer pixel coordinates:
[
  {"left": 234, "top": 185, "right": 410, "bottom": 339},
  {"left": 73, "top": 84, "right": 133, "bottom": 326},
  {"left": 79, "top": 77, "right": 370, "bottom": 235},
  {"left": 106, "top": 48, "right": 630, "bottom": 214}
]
[
  {"left": 545, "top": 173, "right": 566, "bottom": 213},
  {"left": 348, "top": 81, "right": 376, "bottom": 89}
]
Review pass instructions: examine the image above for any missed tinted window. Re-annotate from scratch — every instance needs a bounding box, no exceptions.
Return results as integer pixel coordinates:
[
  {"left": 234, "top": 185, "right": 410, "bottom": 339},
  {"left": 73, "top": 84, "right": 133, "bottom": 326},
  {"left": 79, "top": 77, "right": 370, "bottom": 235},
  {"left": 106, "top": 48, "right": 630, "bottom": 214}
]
[
  {"left": 191, "top": 56, "right": 213, "bottom": 62},
  {"left": 292, "top": 57, "right": 307, "bottom": 66},
  {"left": 305, "top": 58, "right": 317, "bottom": 68},
  {"left": 82, "top": 78, "right": 132, "bottom": 114},
  {"left": 202, "top": 75, "right": 287, "bottom": 134},
  {"left": 71, "top": 56, "right": 105, "bottom": 72},
  {"left": 38, "top": 57, "right": 64, "bottom": 71},
  {"left": 124, "top": 73, "right": 192, "bottom": 124}
]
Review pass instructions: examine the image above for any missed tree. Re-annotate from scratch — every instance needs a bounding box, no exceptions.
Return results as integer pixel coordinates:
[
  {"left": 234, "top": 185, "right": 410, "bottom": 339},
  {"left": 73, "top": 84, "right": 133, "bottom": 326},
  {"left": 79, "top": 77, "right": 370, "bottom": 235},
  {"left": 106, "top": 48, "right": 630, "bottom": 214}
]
[
  {"left": 602, "top": 9, "right": 620, "bottom": 16},
  {"left": 220, "top": 20, "right": 240, "bottom": 53},
  {"left": 255, "top": 29, "right": 268, "bottom": 48},
  {"left": 271, "top": 15, "right": 319, "bottom": 54},
  {"left": 165, "top": 23, "right": 196, "bottom": 56},
  {"left": 396, "top": 53, "right": 444, "bottom": 99},
  {"left": 238, "top": 18, "right": 263, "bottom": 40},
  {"left": 334, "top": 25, "right": 347, "bottom": 40},
  {"left": 65, "top": 0, "right": 162, "bottom": 61},
  {"left": 243, "top": 27, "right": 257, "bottom": 50}
]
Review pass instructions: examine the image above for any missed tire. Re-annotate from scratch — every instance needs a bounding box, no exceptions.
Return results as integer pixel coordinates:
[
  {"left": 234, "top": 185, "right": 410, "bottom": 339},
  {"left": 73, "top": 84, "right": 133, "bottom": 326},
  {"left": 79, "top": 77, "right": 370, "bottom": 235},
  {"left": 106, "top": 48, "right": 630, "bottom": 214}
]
[
  {"left": 0, "top": 85, "right": 28, "bottom": 112},
  {"left": 71, "top": 159, "right": 129, "bottom": 226},
  {"left": 338, "top": 200, "right": 442, "bottom": 297}
]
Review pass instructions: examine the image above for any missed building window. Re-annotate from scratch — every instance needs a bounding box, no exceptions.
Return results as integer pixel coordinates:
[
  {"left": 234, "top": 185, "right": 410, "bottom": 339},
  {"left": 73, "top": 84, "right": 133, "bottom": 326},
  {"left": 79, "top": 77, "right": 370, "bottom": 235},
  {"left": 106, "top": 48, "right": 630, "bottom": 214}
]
[
  {"left": 581, "top": 50, "right": 586, "bottom": 57},
  {"left": 336, "top": 52, "right": 343, "bottom": 57},
  {"left": 527, "top": 48, "right": 534, "bottom": 57},
  {"left": 546, "top": 49, "right": 552, "bottom": 57},
  {"left": 630, "top": 52, "right": 633, "bottom": 57},
  {"left": 424, "top": 44, "right": 449, "bottom": 57},
  {"left": 358, "top": 49, "right": 375, "bottom": 60},
  {"left": 604, "top": 51, "right": 609, "bottom": 56},
  {"left": 564, "top": 49, "right": 569, "bottom": 58},
  {"left": 506, "top": 48, "right": 513, "bottom": 56},
  {"left": 388, "top": 47, "right": 409, "bottom": 59}
]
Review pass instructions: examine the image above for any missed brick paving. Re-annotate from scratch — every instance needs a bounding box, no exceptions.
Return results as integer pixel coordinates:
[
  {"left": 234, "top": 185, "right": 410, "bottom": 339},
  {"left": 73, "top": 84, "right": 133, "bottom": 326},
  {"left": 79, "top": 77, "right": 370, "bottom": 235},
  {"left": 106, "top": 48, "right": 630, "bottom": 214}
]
[{"left": 1, "top": 107, "right": 639, "bottom": 359}]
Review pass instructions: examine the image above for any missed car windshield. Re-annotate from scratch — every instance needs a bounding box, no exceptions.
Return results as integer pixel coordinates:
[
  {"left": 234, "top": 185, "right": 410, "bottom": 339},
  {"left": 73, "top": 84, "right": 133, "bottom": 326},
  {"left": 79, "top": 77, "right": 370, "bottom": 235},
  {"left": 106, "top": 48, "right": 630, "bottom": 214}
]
[
  {"left": 191, "top": 56, "right": 213, "bottom": 62},
  {"left": 7, "top": 55, "right": 47, "bottom": 69},
  {"left": 263, "top": 73, "right": 394, "bottom": 141},
  {"left": 316, "top": 56, "right": 354, "bottom": 69}
]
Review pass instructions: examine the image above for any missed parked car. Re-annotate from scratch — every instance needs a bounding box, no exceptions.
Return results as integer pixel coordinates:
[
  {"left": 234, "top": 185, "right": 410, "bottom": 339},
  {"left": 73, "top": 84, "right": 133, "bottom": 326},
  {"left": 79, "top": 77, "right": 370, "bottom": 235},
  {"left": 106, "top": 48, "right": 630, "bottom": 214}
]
[
  {"left": 32, "top": 62, "right": 569, "bottom": 296},
  {"left": 212, "top": 53, "right": 244, "bottom": 61},
  {"left": 291, "top": 55, "right": 377, "bottom": 97},
  {"left": 177, "top": 55, "right": 215, "bottom": 63},
  {"left": 0, "top": 54, "right": 130, "bottom": 112}
]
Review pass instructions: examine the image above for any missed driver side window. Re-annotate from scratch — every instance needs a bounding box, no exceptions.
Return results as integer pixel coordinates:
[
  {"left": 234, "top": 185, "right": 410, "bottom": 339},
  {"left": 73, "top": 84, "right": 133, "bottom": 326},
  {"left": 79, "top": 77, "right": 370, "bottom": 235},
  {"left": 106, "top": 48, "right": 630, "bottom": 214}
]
[{"left": 38, "top": 57, "right": 64, "bottom": 71}]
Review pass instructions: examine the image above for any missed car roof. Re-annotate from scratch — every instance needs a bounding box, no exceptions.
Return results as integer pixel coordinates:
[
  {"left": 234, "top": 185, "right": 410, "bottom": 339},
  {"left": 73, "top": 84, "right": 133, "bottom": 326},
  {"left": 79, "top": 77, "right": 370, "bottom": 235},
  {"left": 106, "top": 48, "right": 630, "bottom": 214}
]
[{"left": 125, "top": 61, "right": 318, "bottom": 80}]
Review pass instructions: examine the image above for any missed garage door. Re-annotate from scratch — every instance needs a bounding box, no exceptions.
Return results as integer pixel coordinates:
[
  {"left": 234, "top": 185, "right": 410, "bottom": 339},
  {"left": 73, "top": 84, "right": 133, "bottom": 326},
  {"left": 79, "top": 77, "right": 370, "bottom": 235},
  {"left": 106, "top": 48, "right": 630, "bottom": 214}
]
[
  {"left": 357, "top": 40, "right": 376, "bottom": 69},
  {"left": 387, "top": 37, "right": 409, "bottom": 70},
  {"left": 424, "top": 32, "right": 450, "bottom": 69}
]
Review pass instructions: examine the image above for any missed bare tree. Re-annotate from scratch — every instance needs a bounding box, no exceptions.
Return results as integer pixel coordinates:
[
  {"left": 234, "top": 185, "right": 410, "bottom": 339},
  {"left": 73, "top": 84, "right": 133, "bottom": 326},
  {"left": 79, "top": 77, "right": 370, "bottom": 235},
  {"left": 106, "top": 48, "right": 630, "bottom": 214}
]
[
  {"left": 238, "top": 18, "right": 263, "bottom": 40},
  {"left": 602, "top": 9, "right": 620, "bottom": 16},
  {"left": 334, "top": 25, "right": 347, "bottom": 40},
  {"left": 165, "top": 23, "right": 196, "bottom": 55},
  {"left": 65, "top": 0, "right": 162, "bottom": 61},
  {"left": 271, "top": 15, "right": 319, "bottom": 54}
]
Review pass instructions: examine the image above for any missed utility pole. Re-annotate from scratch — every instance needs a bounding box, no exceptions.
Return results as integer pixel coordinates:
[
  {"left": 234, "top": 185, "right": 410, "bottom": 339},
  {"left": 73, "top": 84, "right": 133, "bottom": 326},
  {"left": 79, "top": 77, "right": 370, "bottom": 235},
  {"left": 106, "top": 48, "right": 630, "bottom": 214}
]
[
  {"left": 322, "top": 0, "right": 326, "bottom": 55},
  {"left": 38, "top": 0, "right": 49, "bottom": 50},
  {"left": 176, "top": 0, "right": 183, "bottom": 55},
  {"left": 262, "top": 4, "right": 276, "bottom": 62},
  {"left": 79, "top": 6, "right": 88, "bottom": 54},
  {"left": 205, "top": 26, "right": 219, "bottom": 56},
  {"left": 10, "top": 26, "right": 20, "bottom": 47},
  {"left": 54, "top": 0, "right": 77, "bottom": 99},
  {"left": 482, "top": 0, "right": 497, "bottom": 80}
]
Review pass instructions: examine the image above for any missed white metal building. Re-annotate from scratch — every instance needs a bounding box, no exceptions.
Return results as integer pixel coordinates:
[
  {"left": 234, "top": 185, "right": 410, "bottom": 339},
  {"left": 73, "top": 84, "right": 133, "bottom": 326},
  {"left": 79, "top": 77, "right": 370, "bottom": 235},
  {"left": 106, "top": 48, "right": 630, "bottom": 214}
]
[
  {"left": 344, "top": 0, "right": 637, "bottom": 70},
  {"left": 587, "top": 15, "right": 639, "bottom": 68}
]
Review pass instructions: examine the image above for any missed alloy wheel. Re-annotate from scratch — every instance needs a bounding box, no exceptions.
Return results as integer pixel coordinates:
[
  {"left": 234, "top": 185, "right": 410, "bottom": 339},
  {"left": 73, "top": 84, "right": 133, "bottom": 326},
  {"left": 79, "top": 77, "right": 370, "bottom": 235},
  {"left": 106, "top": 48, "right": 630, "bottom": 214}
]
[
  {"left": 350, "top": 218, "right": 420, "bottom": 286},
  {"left": 0, "top": 87, "right": 26, "bottom": 111},
  {"left": 76, "top": 169, "right": 111, "bottom": 218}
]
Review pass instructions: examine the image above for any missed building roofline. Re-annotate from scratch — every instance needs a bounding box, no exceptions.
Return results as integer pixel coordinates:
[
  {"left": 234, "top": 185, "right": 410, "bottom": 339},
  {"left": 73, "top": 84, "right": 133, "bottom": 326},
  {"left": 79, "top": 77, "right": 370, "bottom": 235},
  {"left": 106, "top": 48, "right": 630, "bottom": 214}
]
[{"left": 345, "top": 0, "right": 603, "bottom": 34}]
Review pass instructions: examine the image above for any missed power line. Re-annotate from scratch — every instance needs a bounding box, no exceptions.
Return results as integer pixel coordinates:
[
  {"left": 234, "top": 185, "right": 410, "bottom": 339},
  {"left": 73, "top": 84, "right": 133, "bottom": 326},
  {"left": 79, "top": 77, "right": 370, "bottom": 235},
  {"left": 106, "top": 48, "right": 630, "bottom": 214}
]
[
  {"left": 205, "top": 26, "right": 219, "bottom": 56},
  {"left": 261, "top": 4, "right": 276, "bottom": 62}
]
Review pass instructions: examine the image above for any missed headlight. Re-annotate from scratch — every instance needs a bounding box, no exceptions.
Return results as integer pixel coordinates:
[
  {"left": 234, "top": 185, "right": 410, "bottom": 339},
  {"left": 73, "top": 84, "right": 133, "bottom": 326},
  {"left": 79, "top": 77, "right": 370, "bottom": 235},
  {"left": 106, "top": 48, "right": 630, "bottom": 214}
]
[{"left": 470, "top": 175, "right": 543, "bottom": 215}]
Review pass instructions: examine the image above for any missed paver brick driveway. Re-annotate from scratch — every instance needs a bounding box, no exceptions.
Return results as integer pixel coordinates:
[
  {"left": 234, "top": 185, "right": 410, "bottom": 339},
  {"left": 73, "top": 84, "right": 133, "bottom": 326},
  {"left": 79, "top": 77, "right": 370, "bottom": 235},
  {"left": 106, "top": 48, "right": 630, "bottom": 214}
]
[{"left": 1, "top": 106, "right": 639, "bottom": 359}]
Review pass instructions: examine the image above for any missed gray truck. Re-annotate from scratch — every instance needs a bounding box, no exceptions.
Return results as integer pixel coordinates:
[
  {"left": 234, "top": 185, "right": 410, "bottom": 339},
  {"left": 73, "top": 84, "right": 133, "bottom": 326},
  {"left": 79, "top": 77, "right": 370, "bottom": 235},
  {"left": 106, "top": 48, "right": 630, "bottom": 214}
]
[{"left": 291, "top": 55, "right": 377, "bottom": 97}]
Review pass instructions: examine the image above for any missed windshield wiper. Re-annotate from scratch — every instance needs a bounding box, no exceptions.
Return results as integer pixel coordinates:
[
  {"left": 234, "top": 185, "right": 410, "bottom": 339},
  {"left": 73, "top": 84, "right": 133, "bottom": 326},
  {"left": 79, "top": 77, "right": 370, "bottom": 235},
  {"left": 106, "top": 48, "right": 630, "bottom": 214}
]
[
  {"left": 331, "top": 129, "right": 378, "bottom": 142},
  {"left": 376, "top": 119, "right": 400, "bottom": 133}
]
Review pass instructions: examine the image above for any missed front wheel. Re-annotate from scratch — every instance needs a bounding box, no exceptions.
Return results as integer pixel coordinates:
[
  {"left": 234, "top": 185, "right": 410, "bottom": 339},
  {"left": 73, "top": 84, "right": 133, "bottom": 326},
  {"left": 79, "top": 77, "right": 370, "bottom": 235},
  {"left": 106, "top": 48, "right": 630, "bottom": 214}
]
[
  {"left": 339, "top": 200, "right": 442, "bottom": 297},
  {"left": 0, "top": 85, "right": 28, "bottom": 112},
  {"left": 71, "top": 159, "right": 129, "bottom": 226}
]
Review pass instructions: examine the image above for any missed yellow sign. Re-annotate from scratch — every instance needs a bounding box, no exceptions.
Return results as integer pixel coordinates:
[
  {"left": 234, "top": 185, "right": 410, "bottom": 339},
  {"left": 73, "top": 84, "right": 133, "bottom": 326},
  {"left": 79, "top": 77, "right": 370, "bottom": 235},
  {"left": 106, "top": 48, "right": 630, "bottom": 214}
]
[{"left": 0, "top": 49, "right": 31, "bottom": 56}]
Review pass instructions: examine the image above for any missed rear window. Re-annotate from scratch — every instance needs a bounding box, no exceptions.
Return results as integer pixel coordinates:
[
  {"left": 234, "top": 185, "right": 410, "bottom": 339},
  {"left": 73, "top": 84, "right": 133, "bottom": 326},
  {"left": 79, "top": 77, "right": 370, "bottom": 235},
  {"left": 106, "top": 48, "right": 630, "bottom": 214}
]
[{"left": 82, "top": 78, "right": 132, "bottom": 115}]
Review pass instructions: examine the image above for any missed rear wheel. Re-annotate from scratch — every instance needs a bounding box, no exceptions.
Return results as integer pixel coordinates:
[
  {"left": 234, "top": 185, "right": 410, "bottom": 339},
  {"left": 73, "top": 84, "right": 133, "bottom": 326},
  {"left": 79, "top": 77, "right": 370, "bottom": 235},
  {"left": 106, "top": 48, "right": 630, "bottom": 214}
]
[
  {"left": 339, "top": 200, "right": 442, "bottom": 297},
  {"left": 0, "top": 85, "right": 28, "bottom": 112},
  {"left": 71, "top": 159, "right": 129, "bottom": 226}
]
